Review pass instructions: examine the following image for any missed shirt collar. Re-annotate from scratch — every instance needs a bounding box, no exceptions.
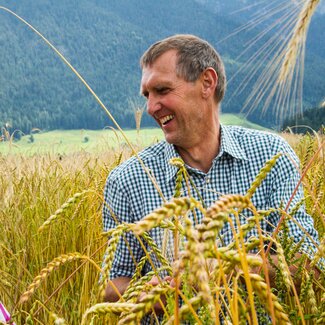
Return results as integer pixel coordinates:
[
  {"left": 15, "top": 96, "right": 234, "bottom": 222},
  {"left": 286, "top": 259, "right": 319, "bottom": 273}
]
[
  {"left": 162, "top": 124, "right": 248, "bottom": 182},
  {"left": 217, "top": 124, "right": 248, "bottom": 161},
  {"left": 164, "top": 142, "right": 181, "bottom": 182}
]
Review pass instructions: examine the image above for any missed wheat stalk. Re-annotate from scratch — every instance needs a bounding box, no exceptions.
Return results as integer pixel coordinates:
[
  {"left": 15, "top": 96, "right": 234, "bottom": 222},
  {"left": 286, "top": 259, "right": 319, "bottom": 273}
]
[
  {"left": 165, "top": 294, "right": 203, "bottom": 325},
  {"left": 310, "top": 235, "right": 325, "bottom": 268}
]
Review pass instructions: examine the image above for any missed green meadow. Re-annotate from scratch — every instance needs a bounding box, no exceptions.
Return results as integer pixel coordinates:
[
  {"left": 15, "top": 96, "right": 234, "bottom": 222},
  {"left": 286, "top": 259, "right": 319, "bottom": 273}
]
[{"left": 0, "top": 114, "right": 268, "bottom": 155}]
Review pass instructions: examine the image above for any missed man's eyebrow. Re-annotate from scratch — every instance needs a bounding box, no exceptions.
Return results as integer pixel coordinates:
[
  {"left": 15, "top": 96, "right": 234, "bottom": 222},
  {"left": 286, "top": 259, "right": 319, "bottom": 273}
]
[{"left": 139, "top": 79, "right": 174, "bottom": 95}]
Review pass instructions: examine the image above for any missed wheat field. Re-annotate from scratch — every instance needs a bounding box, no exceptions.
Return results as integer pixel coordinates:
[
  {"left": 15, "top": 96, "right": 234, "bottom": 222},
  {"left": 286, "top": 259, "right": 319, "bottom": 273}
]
[{"left": 0, "top": 131, "right": 324, "bottom": 325}]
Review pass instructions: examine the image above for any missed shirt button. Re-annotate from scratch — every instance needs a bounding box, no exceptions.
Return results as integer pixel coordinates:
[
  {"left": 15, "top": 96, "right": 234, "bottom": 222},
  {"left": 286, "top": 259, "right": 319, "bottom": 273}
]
[{"left": 205, "top": 177, "right": 210, "bottom": 184}]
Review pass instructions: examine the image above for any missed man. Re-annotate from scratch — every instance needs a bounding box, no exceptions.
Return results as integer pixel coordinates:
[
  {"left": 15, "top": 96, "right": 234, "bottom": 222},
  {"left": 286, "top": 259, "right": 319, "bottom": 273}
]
[{"left": 103, "top": 34, "right": 319, "bottom": 321}]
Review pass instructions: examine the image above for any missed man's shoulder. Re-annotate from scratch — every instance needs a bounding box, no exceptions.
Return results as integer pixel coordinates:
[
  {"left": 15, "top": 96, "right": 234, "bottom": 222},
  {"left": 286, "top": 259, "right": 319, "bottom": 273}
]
[
  {"left": 226, "top": 125, "right": 280, "bottom": 140},
  {"left": 225, "top": 125, "right": 290, "bottom": 153},
  {"left": 108, "top": 140, "right": 168, "bottom": 183}
]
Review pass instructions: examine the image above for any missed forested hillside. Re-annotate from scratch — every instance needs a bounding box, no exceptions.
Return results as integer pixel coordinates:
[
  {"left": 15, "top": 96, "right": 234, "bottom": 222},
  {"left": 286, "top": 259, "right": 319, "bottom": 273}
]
[
  {"left": 0, "top": 0, "right": 324, "bottom": 133},
  {"left": 282, "top": 104, "right": 325, "bottom": 133}
]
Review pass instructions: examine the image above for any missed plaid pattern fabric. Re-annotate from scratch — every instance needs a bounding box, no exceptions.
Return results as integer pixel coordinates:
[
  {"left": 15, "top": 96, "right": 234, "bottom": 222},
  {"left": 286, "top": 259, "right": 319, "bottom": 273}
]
[{"left": 103, "top": 125, "right": 318, "bottom": 324}]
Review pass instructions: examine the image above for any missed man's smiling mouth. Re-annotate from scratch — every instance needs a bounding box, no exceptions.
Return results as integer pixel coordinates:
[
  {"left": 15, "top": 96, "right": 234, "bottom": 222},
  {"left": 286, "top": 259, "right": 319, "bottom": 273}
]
[{"left": 159, "top": 115, "right": 175, "bottom": 126}]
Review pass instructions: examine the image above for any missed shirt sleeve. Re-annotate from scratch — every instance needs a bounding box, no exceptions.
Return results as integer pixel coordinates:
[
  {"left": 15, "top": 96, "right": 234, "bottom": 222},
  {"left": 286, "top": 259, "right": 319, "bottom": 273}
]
[
  {"left": 267, "top": 140, "right": 319, "bottom": 258},
  {"left": 103, "top": 174, "right": 144, "bottom": 279}
]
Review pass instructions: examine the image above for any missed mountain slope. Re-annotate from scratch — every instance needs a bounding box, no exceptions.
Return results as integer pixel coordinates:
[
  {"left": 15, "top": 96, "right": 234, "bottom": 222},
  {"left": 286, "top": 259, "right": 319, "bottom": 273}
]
[{"left": 0, "top": 0, "right": 323, "bottom": 132}]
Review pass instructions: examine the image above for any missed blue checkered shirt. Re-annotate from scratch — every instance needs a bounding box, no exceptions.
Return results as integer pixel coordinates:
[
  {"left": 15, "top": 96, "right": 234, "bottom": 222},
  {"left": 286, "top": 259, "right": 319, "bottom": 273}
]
[{"left": 103, "top": 125, "right": 318, "bottom": 323}]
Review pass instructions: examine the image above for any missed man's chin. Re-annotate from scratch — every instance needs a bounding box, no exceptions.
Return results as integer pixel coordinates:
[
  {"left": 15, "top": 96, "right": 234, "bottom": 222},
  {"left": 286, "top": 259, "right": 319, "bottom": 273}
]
[
  {"left": 163, "top": 131, "right": 184, "bottom": 147},
  {"left": 164, "top": 134, "right": 175, "bottom": 145},
  {"left": 164, "top": 136, "right": 182, "bottom": 149}
]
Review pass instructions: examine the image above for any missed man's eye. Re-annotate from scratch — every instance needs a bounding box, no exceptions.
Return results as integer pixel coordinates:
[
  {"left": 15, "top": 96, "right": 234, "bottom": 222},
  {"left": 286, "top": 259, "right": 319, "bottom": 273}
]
[{"left": 158, "top": 88, "right": 170, "bottom": 94}]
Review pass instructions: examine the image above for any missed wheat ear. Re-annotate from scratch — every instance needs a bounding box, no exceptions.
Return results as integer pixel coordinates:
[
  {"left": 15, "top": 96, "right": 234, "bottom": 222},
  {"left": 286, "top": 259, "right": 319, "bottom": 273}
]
[
  {"left": 118, "top": 286, "right": 170, "bottom": 324},
  {"left": 127, "top": 254, "right": 148, "bottom": 289},
  {"left": 305, "top": 278, "right": 318, "bottom": 315},
  {"left": 129, "top": 197, "right": 202, "bottom": 235},
  {"left": 198, "top": 194, "right": 251, "bottom": 250},
  {"left": 299, "top": 270, "right": 318, "bottom": 315},
  {"left": 100, "top": 224, "right": 129, "bottom": 295},
  {"left": 278, "top": 0, "right": 320, "bottom": 83},
  {"left": 316, "top": 291, "right": 325, "bottom": 324},
  {"left": 246, "top": 153, "right": 282, "bottom": 199},
  {"left": 317, "top": 312, "right": 325, "bottom": 324},
  {"left": 249, "top": 273, "right": 290, "bottom": 324},
  {"left": 183, "top": 216, "right": 214, "bottom": 307},
  {"left": 38, "top": 190, "right": 88, "bottom": 231},
  {"left": 209, "top": 237, "right": 262, "bottom": 280},
  {"left": 81, "top": 302, "right": 136, "bottom": 325},
  {"left": 169, "top": 157, "right": 186, "bottom": 198},
  {"left": 205, "top": 194, "right": 252, "bottom": 221},
  {"left": 122, "top": 267, "right": 171, "bottom": 302},
  {"left": 217, "top": 247, "right": 262, "bottom": 268},
  {"left": 141, "top": 232, "right": 173, "bottom": 272},
  {"left": 122, "top": 272, "right": 156, "bottom": 302},
  {"left": 20, "top": 253, "right": 90, "bottom": 303},
  {"left": 275, "top": 241, "right": 292, "bottom": 290}
]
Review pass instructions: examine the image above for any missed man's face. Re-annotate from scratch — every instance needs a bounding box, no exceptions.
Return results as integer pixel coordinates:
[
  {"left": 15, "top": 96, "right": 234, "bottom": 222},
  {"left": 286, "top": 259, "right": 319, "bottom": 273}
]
[{"left": 141, "top": 50, "right": 209, "bottom": 149}]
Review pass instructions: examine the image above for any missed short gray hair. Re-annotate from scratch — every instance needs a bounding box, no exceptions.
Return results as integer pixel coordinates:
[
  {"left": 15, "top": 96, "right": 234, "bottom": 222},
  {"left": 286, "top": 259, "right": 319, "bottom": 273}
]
[{"left": 140, "top": 34, "right": 226, "bottom": 103}]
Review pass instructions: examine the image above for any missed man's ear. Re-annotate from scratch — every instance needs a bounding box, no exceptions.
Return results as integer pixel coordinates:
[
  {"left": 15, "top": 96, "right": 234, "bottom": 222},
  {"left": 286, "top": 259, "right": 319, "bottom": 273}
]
[{"left": 201, "top": 67, "right": 218, "bottom": 99}]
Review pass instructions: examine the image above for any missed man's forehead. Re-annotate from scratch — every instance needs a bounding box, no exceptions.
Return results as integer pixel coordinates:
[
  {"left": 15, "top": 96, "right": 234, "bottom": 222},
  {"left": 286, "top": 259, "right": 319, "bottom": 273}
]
[
  {"left": 141, "top": 54, "right": 177, "bottom": 87},
  {"left": 142, "top": 50, "right": 178, "bottom": 73}
]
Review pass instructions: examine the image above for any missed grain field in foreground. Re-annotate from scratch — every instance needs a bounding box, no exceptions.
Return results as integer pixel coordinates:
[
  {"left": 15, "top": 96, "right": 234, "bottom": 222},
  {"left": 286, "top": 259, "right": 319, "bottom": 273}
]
[{"left": 0, "top": 132, "right": 324, "bottom": 324}]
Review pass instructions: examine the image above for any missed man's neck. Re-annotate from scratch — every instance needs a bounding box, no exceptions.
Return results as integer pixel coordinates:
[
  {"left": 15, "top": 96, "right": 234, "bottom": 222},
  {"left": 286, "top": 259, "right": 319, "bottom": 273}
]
[{"left": 176, "top": 125, "right": 221, "bottom": 173}]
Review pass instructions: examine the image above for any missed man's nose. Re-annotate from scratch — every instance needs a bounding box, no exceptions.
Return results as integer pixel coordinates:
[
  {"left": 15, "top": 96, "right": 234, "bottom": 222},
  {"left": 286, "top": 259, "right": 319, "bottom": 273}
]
[{"left": 147, "top": 95, "right": 161, "bottom": 117}]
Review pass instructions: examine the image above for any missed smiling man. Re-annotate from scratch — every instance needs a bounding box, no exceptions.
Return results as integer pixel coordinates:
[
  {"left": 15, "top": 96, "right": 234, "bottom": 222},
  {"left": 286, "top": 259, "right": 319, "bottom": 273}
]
[
  {"left": 102, "top": 35, "right": 319, "bottom": 323},
  {"left": 140, "top": 40, "right": 224, "bottom": 173}
]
